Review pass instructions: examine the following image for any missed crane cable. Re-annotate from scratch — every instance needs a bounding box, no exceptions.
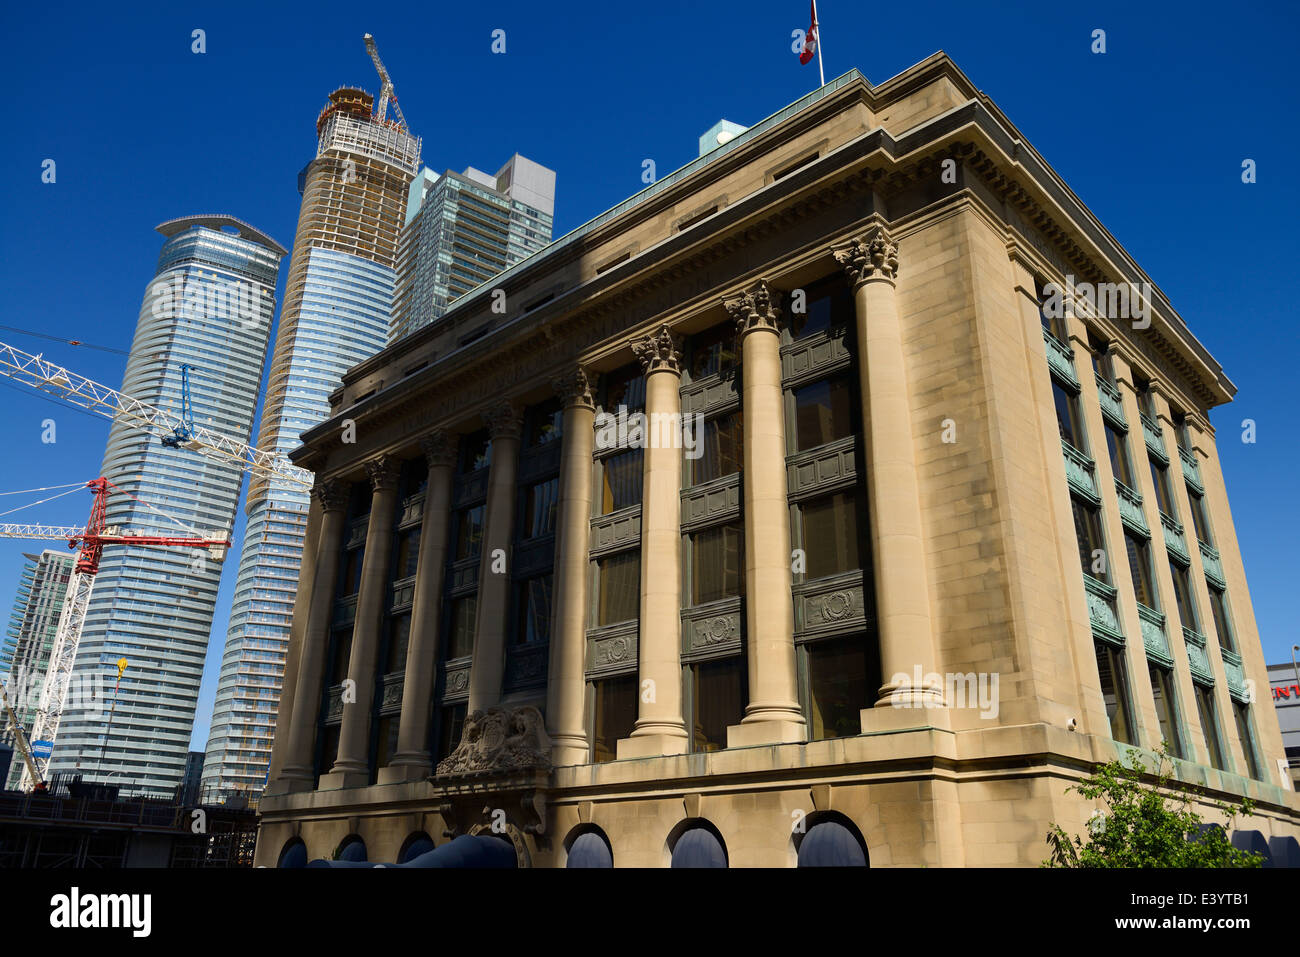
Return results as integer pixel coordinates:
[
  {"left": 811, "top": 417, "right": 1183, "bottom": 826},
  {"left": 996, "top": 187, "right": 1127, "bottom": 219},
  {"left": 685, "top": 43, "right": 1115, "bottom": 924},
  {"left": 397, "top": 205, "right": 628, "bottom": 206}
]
[
  {"left": 0, "top": 484, "right": 90, "bottom": 519},
  {"left": 104, "top": 479, "right": 205, "bottom": 538},
  {"left": 0, "top": 483, "right": 86, "bottom": 496}
]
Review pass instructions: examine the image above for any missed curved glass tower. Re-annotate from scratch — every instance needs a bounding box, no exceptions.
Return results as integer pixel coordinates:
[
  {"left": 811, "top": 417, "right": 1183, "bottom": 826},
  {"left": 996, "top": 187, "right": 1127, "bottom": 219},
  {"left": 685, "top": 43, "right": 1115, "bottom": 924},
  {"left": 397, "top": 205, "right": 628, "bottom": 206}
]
[
  {"left": 202, "top": 88, "right": 419, "bottom": 797},
  {"left": 47, "top": 216, "right": 285, "bottom": 796}
]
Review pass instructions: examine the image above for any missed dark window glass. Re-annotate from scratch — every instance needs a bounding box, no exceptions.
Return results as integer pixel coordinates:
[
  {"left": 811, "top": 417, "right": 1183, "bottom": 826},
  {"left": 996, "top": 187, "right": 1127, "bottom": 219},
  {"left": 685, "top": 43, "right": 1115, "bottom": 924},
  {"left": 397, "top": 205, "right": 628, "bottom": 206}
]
[
  {"left": 515, "top": 575, "right": 553, "bottom": 646},
  {"left": 801, "top": 492, "right": 861, "bottom": 580},
  {"left": 808, "top": 635, "right": 871, "bottom": 740},
  {"left": 317, "top": 724, "right": 341, "bottom": 777},
  {"left": 526, "top": 398, "right": 563, "bottom": 447},
  {"left": 400, "top": 458, "right": 428, "bottom": 498},
  {"left": 1125, "top": 531, "right": 1157, "bottom": 609},
  {"left": 1105, "top": 424, "right": 1134, "bottom": 488},
  {"left": 1187, "top": 489, "right": 1212, "bottom": 545},
  {"left": 436, "top": 703, "right": 467, "bottom": 764},
  {"left": 691, "top": 411, "right": 743, "bottom": 485},
  {"left": 689, "top": 324, "right": 738, "bottom": 380},
  {"left": 793, "top": 373, "right": 854, "bottom": 452},
  {"left": 523, "top": 478, "right": 559, "bottom": 538},
  {"left": 459, "top": 429, "right": 492, "bottom": 473},
  {"left": 603, "top": 364, "right": 645, "bottom": 414},
  {"left": 597, "top": 551, "right": 640, "bottom": 626},
  {"left": 348, "top": 482, "right": 370, "bottom": 518},
  {"left": 447, "top": 597, "right": 476, "bottom": 660},
  {"left": 453, "top": 506, "right": 484, "bottom": 561},
  {"left": 339, "top": 546, "right": 364, "bottom": 597},
  {"left": 1037, "top": 280, "right": 1064, "bottom": 340},
  {"left": 1052, "top": 379, "right": 1084, "bottom": 450},
  {"left": 1070, "top": 496, "right": 1107, "bottom": 583},
  {"left": 1137, "top": 384, "right": 1157, "bottom": 420},
  {"left": 691, "top": 658, "right": 747, "bottom": 752},
  {"left": 789, "top": 281, "right": 851, "bottom": 341},
  {"left": 1090, "top": 339, "right": 1115, "bottom": 383},
  {"left": 1207, "top": 586, "right": 1235, "bottom": 654},
  {"left": 601, "top": 448, "right": 643, "bottom": 514},
  {"left": 393, "top": 527, "right": 421, "bottom": 580},
  {"left": 1232, "top": 702, "right": 1261, "bottom": 779},
  {"left": 384, "top": 614, "right": 411, "bottom": 675},
  {"left": 1148, "top": 663, "right": 1183, "bottom": 758},
  {"left": 1168, "top": 560, "right": 1199, "bottom": 632},
  {"left": 592, "top": 674, "right": 638, "bottom": 763},
  {"left": 1149, "top": 459, "right": 1174, "bottom": 516},
  {"left": 1195, "top": 683, "right": 1226, "bottom": 770},
  {"left": 689, "top": 523, "right": 744, "bottom": 605},
  {"left": 374, "top": 715, "right": 400, "bottom": 775},
  {"left": 328, "top": 629, "right": 352, "bottom": 686},
  {"left": 1094, "top": 641, "right": 1134, "bottom": 744}
]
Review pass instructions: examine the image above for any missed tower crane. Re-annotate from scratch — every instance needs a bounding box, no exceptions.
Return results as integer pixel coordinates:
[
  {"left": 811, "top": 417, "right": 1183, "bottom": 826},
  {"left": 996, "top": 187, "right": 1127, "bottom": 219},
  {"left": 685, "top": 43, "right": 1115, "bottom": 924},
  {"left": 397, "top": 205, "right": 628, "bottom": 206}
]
[
  {"left": 0, "top": 339, "right": 312, "bottom": 491},
  {"left": 0, "top": 478, "right": 230, "bottom": 790},
  {"left": 363, "top": 33, "right": 408, "bottom": 130}
]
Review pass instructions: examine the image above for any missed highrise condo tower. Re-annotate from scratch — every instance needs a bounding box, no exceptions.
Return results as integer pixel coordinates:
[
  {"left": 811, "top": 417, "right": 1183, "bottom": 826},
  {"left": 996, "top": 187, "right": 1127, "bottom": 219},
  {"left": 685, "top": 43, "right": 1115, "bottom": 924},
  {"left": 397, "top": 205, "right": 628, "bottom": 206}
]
[
  {"left": 47, "top": 216, "right": 284, "bottom": 795},
  {"left": 202, "top": 87, "right": 420, "bottom": 797}
]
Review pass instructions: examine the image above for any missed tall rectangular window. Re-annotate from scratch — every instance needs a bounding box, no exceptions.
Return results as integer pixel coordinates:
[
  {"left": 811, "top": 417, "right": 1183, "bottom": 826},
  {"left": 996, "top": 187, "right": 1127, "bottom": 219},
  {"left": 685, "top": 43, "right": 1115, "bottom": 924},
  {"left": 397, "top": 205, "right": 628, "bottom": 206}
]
[
  {"left": 793, "top": 372, "right": 855, "bottom": 452},
  {"left": 600, "top": 448, "right": 644, "bottom": 514},
  {"left": 383, "top": 613, "right": 411, "bottom": 675},
  {"left": 522, "top": 477, "right": 559, "bottom": 539},
  {"left": 691, "top": 658, "right": 746, "bottom": 752},
  {"left": 393, "top": 526, "right": 421, "bottom": 580},
  {"left": 801, "top": 491, "right": 861, "bottom": 580},
  {"left": 603, "top": 363, "right": 645, "bottom": 414},
  {"left": 1207, "top": 585, "right": 1235, "bottom": 654},
  {"left": 1232, "top": 701, "right": 1261, "bottom": 780},
  {"left": 689, "top": 523, "right": 744, "bottom": 605},
  {"left": 1105, "top": 423, "right": 1135, "bottom": 488},
  {"left": 436, "top": 703, "right": 467, "bottom": 763},
  {"left": 1090, "top": 337, "right": 1115, "bottom": 383},
  {"left": 339, "top": 545, "right": 365, "bottom": 597},
  {"left": 1051, "top": 379, "right": 1085, "bottom": 450},
  {"left": 1148, "top": 663, "right": 1183, "bottom": 758},
  {"left": 1070, "top": 496, "right": 1107, "bottom": 583},
  {"left": 789, "top": 280, "right": 851, "bottom": 341},
  {"left": 1149, "top": 458, "right": 1175, "bottom": 516},
  {"left": 1186, "top": 488, "right": 1213, "bottom": 545},
  {"left": 447, "top": 597, "right": 476, "bottom": 660},
  {"left": 514, "top": 574, "right": 553, "bottom": 646},
  {"left": 1094, "top": 640, "right": 1135, "bottom": 744},
  {"left": 459, "top": 429, "right": 492, "bottom": 473},
  {"left": 1124, "top": 531, "right": 1157, "bottom": 609},
  {"left": 691, "top": 411, "right": 743, "bottom": 485},
  {"left": 591, "top": 674, "right": 637, "bottom": 763},
  {"left": 688, "top": 324, "right": 738, "bottom": 380},
  {"left": 1168, "top": 560, "right": 1200, "bottom": 632},
  {"left": 596, "top": 550, "right": 640, "bottom": 626},
  {"left": 453, "top": 506, "right": 484, "bottom": 561},
  {"left": 525, "top": 398, "right": 563, "bottom": 447},
  {"left": 807, "top": 635, "right": 870, "bottom": 740},
  {"left": 1194, "top": 683, "right": 1226, "bottom": 770}
]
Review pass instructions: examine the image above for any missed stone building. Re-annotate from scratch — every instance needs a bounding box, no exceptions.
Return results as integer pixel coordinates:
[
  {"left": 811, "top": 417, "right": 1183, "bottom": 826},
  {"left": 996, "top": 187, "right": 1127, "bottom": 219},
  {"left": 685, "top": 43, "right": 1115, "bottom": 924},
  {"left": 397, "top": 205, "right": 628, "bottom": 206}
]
[{"left": 255, "top": 53, "right": 1300, "bottom": 867}]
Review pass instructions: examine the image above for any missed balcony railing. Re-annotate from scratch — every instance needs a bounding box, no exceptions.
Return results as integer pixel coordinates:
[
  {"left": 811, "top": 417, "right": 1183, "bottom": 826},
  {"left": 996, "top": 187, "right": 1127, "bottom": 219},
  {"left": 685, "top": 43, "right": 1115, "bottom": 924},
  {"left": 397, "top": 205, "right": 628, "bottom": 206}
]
[
  {"left": 1115, "top": 479, "right": 1148, "bottom": 534},
  {"left": 1140, "top": 411, "right": 1169, "bottom": 463},
  {"left": 1136, "top": 603, "right": 1172, "bottom": 666},
  {"left": 1179, "top": 446, "right": 1204, "bottom": 494},
  {"left": 1043, "top": 330, "right": 1079, "bottom": 387},
  {"left": 1062, "top": 442, "right": 1100, "bottom": 504},
  {"left": 1096, "top": 375, "right": 1127, "bottom": 427},
  {"left": 1220, "top": 647, "right": 1248, "bottom": 702},
  {"left": 1182, "top": 627, "right": 1214, "bottom": 684},
  {"left": 1160, "top": 511, "right": 1189, "bottom": 563},
  {"left": 1083, "top": 574, "right": 1124, "bottom": 644},
  {"left": 1199, "top": 540, "right": 1226, "bottom": 588}
]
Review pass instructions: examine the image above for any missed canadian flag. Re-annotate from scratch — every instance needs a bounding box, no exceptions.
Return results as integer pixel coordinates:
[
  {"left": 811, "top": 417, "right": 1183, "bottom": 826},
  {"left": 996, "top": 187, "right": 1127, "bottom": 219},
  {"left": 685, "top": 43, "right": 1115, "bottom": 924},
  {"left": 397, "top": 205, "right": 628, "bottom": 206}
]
[{"left": 799, "top": 1, "right": 819, "bottom": 65}]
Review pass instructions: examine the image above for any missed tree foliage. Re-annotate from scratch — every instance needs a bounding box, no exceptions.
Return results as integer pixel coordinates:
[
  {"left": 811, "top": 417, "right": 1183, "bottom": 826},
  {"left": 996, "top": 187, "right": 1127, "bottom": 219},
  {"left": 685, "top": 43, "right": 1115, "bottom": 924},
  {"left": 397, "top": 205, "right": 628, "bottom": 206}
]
[{"left": 1044, "top": 745, "right": 1263, "bottom": 868}]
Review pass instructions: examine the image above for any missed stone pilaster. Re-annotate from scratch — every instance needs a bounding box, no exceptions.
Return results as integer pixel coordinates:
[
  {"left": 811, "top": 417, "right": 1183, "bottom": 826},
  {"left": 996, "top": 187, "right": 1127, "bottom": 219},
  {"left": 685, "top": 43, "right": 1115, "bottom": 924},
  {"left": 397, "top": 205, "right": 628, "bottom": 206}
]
[
  {"left": 467, "top": 402, "right": 524, "bottom": 711},
  {"left": 723, "top": 281, "right": 805, "bottom": 746},
  {"left": 323, "top": 456, "right": 401, "bottom": 788},
  {"left": 617, "top": 325, "right": 690, "bottom": 758},
  {"left": 546, "top": 368, "right": 597, "bottom": 766},
  {"left": 834, "top": 225, "right": 945, "bottom": 717},
  {"left": 271, "top": 478, "right": 349, "bottom": 793},
  {"left": 379, "top": 432, "right": 457, "bottom": 783}
]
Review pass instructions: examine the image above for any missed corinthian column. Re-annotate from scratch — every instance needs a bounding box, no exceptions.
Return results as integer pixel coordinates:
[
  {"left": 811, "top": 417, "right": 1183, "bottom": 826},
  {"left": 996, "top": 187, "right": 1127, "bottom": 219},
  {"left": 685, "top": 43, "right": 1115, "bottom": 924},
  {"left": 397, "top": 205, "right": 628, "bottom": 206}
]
[
  {"left": 833, "top": 225, "right": 944, "bottom": 713},
  {"left": 379, "top": 431, "right": 457, "bottom": 783},
  {"left": 467, "top": 402, "right": 523, "bottom": 711},
  {"left": 617, "top": 325, "right": 690, "bottom": 758},
  {"left": 325, "top": 456, "right": 400, "bottom": 787},
  {"left": 546, "top": 368, "right": 597, "bottom": 766},
  {"left": 724, "top": 281, "right": 806, "bottom": 746},
  {"left": 273, "top": 478, "right": 349, "bottom": 792}
]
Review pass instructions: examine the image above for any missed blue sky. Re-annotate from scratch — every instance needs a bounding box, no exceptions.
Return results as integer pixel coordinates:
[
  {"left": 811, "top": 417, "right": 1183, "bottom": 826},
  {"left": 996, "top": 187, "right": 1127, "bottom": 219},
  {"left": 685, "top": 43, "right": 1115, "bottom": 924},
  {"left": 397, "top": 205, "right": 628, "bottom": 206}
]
[{"left": 1, "top": 0, "right": 1297, "bottom": 750}]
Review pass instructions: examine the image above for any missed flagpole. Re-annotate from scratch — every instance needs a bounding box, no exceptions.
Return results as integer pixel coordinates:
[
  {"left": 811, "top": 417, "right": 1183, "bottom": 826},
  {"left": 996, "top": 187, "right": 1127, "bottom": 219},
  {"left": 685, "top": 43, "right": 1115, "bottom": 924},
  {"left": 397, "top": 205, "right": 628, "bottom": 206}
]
[{"left": 815, "top": 0, "right": 825, "bottom": 86}]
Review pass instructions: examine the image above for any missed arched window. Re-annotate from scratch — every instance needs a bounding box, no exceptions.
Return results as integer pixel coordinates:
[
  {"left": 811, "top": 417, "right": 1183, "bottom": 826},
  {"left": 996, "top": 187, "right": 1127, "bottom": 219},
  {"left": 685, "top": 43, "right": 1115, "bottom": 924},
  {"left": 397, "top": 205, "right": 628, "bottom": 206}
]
[
  {"left": 399, "top": 832, "right": 435, "bottom": 863},
  {"left": 669, "top": 820, "right": 728, "bottom": 868},
  {"left": 336, "top": 835, "right": 367, "bottom": 862},
  {"left": 565, "top": 826, "right": 613, "bottom": 868},
  {"left": 796, "top": 815, "right": 868, "bottom": 867},
  {"left": 277, "top": 838, "right": 307, "bottom": 869}
]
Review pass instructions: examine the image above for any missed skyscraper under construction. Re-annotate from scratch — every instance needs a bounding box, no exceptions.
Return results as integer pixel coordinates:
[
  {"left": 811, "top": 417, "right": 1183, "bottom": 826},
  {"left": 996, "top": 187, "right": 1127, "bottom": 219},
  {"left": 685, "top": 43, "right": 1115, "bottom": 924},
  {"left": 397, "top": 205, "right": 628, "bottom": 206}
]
[{"left": 201, "top": 85, "right": 420, "bottom": 797}]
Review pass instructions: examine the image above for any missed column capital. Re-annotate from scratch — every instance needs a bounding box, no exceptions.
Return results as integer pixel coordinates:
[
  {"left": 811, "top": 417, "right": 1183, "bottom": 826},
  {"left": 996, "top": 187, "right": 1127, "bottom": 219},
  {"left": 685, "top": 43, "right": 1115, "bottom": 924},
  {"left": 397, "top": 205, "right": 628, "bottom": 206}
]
[
  {"left": 724, "top": 280, "right": 783, "bottom": 337},
  {"left": 420, "top": 430, "right": 457, "bottom": 469},
  {"left": 312, "top": 477, "right": 350, "bottom": 512},
  {"left": 485, "top": 401, "right": 524, "bottom": 441},
  {"left": 833, "top": 225, "right": 899, "bottom": 287},
  {"left": 631, "top": 324, "right": 684, "bottom": 376},
  {"left": 365, "top": 455, "right": 401, "bottom": 492},
  {"left": 552, "top": 367, "right": 596, "bottom": 412}
]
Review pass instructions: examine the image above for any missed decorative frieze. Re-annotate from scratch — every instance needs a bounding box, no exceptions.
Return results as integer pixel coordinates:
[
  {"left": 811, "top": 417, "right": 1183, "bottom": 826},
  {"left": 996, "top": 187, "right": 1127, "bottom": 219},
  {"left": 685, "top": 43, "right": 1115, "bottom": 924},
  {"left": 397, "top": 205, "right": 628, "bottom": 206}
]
[
  {"left": 1199, "top": 541, "right": 1226, "bottom": 589},
  {"left": 1136, "top": 602, "right": 1172, "bottom": 666},
  {"left": 434, "top": 705, "right": 551, "bottom": 776},
  {"left": 586, "top": 625, "right": 638, "bottom": 675},
  {"left": 588, "top": 508, "right": 641, "bottom": 555},
  {"left": 1183, "top": 627, "right": 1214, "bottom": 685},
  {"left": 1043, "top": 330, "right": 1079, "bottom": 388},
  {"left": 1062, "top": 442, "right": 1100, "bottom": 504},
  {"left": 787, "top": 436, "right": 857, "bottom": 499},
  {"left": 1115, "top": 480, "right": 1148, "bottom": 535},
  {"left": 1221, "top": 648, "right": 1248, "bottom": 703},
  {"left": 1160, "top": 512, "right": 1189, "bottom": 564},
  {"left": 1141, "top": 412, "right": 1168, "bottom": 463},
  {"left": 1096, "top": 375, "right": 1127, "bottom": 427},
  {"left": 794, "top": 574, "right": 870, "bottom": 639},
  {"left": 680, "top": 473, "right": 741, "bottom": 529},
  {"left": 1179, "top": 446, "right": 1204, "bottom": 494},
  {"left": 1082, "top": 574, "right": 1124, "bottom": 645}
]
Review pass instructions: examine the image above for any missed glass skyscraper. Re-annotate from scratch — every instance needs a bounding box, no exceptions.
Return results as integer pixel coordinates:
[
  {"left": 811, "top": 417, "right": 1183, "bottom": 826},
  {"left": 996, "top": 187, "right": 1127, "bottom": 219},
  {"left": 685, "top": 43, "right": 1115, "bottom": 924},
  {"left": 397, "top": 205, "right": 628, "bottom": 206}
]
[
  {"left": 201, "top": 87, "right": 420, "bottom": 797},
  {"left": 46, "top": 216, "right": 285, "bottom": 795}
]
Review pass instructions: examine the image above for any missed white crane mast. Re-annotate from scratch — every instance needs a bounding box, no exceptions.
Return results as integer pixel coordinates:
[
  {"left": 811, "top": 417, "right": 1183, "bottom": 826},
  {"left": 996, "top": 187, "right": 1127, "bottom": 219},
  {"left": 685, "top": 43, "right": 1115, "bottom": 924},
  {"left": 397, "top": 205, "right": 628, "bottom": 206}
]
[
  {"left": 0, "top": 339, "right": 313, "bottom": 491},
  {"left": 364, "top": 33, "right": 407, "bottom": 130}
]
